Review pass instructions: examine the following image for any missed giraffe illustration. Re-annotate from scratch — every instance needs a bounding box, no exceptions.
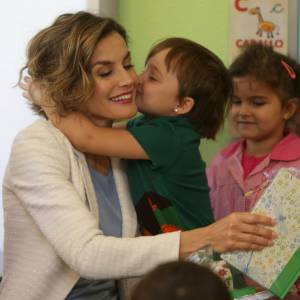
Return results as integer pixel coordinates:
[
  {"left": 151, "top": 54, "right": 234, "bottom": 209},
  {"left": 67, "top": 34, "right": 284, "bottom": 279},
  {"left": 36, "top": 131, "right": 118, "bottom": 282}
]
[{"left": 249, "top": 6, "right": 278, "bottom": 38}]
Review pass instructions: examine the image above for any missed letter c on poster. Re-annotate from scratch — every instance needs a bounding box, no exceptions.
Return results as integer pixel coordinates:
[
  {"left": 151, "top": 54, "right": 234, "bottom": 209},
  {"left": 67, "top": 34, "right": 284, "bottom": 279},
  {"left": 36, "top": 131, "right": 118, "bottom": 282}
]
[{"left": 235, "top": 0, "right": 248, "bottom": 12}]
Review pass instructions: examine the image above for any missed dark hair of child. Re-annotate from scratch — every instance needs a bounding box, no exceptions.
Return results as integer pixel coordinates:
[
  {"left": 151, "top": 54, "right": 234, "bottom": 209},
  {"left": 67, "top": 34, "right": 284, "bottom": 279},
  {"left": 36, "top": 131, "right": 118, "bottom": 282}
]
[{"left": 131, "top": 261, "right": 232, "bottom": 300}]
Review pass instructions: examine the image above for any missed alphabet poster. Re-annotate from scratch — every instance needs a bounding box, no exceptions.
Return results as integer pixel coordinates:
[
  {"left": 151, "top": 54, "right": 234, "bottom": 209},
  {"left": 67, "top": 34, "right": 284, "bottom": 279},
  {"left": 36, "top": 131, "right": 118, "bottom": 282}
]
[{"left": 230, "top": 0, "right": 288, "bottom": 61}]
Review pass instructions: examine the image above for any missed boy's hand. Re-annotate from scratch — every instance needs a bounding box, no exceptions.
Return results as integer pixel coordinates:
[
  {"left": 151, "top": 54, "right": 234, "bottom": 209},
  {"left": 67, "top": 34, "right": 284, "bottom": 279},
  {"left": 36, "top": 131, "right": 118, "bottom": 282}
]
[
  {"left": 55, "top": 113, "right": 149, "bottom": 159},
  {"left": 19, "top": 76, "right": 33, "bottom": 101},
  {"left": 19, "top": 76, "right": 61, "bottom": 124},
  {"left": 19, "top": 76, "right": 45, "bottom": 106}
]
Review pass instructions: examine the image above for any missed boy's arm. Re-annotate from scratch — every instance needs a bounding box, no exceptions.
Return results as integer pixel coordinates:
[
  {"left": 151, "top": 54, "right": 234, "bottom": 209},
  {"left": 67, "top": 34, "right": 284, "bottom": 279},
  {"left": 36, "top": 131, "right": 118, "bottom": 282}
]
[
  {"left": 53, "top": 112, "right": 149, "bottom": 160},
  {"left": 19, "top": 78, "right": 146, "bottom": 159}
]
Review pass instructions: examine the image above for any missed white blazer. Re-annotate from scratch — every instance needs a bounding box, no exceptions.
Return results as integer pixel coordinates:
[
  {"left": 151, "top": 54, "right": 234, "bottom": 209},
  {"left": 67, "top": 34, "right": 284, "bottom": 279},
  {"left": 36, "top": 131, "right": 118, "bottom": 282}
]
[{"left": 1, "top": 119, "right": 180, "bottom": 300}]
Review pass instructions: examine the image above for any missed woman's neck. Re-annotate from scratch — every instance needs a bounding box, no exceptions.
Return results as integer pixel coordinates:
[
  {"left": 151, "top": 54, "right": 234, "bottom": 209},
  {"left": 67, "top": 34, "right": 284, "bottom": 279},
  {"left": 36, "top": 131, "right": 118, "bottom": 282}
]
[
  {"left": 89, "top": 116, "right": 113, "bottom": 128},
  {"left": 84, "top": 115, "right": 112, "bottom": 175}
]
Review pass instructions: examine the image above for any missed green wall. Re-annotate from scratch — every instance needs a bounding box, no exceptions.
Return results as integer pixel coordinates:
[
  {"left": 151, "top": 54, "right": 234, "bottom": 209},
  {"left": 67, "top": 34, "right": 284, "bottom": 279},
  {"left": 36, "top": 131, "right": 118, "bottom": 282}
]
[{"left": 118, "top": 0, "right": 231, "bottom": 164}]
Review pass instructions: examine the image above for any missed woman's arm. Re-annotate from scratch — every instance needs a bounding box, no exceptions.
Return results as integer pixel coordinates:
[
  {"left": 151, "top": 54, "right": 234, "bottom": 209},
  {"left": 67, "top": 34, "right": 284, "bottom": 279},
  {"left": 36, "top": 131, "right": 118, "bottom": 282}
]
[
  {"left": 49, "top": 111, "right": 149, "bottom": 160},
  {"left": 6, "top": 121, "right": 178, "bottom": 280},
  {"left": 7, "top": 121, "right": 276, "bottom": 279}
]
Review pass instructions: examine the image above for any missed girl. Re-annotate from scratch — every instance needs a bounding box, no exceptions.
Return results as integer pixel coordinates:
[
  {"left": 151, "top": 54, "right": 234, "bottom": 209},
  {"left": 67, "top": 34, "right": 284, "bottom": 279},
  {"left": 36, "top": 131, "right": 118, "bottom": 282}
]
[
  {"left": 207, "top": 43, "right": 300, "bottom": 299},
  {"left": 207, "top": 43, "right": 300, "bottom": 220}
]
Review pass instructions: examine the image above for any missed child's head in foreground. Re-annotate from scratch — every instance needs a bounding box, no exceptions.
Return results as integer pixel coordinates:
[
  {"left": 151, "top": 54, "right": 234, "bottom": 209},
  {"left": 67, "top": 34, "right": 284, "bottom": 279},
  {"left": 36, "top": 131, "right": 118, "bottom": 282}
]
[{"left": 131, "top": 261, "right": 232, "bottom": 300}]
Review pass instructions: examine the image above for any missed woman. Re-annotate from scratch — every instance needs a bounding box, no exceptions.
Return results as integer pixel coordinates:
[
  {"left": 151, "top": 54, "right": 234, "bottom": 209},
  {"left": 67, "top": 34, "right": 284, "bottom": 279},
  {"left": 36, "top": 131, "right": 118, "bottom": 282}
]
[{"left": 1, "top": 11, "right": 276, "bottom": 300}]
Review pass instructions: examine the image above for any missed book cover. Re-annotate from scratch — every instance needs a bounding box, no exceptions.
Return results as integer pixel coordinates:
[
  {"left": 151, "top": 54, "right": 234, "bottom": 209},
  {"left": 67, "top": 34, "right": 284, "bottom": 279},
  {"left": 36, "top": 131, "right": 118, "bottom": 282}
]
[{"left": 221, "top": 168, "right": 300, "bottom": 299}]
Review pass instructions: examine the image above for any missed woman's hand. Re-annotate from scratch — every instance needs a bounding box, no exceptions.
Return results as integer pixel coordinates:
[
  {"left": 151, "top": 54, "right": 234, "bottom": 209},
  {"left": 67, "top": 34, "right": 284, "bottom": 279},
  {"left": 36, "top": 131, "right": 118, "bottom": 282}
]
[
  {"left": 179, "top": 212, "right": 277, "bottom": 258},
  {"left": 205, "top": 212, "right": 277, "bottom": 253}
]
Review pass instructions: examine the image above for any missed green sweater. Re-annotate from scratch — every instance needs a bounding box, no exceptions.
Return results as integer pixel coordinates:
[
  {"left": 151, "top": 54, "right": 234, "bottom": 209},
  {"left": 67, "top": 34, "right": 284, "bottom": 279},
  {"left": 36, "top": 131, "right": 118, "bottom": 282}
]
[{"left": 127, "top": 115, "right": 214, "bottom": 235}]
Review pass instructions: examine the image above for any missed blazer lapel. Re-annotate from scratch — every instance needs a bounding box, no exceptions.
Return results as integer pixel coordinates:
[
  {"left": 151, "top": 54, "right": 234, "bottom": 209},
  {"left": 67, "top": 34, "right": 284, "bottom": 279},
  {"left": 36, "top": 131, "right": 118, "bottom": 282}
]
[{"left": 74, "top": 149, "right": 99, "bottom": 220}]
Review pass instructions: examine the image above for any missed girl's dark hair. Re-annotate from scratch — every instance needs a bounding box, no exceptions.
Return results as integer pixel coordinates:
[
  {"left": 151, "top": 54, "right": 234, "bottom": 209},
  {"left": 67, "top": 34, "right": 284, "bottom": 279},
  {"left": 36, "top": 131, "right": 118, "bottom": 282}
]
[
  {"left": 131, "top": 261, "right": 232, "bottom": 300},
  {"left": 229, "top": 43, "right": 300, "bottom": 133},
  {"left": 20, "top": 11, "right": 127, "bottom": 116},
  {"left": 147, "top": 38, "right": 232, "bottom": 139},
  {"left": 229, "top": 43, "right": 300, "bottom": 105}
]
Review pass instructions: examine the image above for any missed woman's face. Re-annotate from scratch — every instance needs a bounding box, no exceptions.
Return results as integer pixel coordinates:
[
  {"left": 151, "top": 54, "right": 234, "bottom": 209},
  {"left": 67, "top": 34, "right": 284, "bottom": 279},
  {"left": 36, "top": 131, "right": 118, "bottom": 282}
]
[{"left": 82, "top": 32, "right": 138, "bottom": 126}]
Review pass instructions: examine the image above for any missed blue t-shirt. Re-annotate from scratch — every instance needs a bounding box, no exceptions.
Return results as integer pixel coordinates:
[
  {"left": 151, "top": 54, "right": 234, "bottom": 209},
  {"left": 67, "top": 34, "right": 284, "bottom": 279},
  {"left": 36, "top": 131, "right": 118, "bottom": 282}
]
[{"left": 65, "top": 168, "right": 121, "bottom": 300}]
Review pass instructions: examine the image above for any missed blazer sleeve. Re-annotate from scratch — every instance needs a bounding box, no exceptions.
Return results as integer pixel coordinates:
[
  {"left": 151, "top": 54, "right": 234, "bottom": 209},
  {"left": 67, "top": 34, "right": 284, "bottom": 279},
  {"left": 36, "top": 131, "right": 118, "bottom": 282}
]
[{"left": 5, "top": 121, "right": 180, "bottom": 280}]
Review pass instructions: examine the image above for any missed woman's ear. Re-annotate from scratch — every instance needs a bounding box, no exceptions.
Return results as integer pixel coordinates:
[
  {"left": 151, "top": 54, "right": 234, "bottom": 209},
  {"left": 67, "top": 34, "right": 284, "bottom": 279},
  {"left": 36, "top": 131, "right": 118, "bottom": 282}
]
[
  {"left": 174, "top": 97, "right": 195, "bottom": 115},
  {"left": 283, "top": 98, "right": 299, "bottom": 120}
]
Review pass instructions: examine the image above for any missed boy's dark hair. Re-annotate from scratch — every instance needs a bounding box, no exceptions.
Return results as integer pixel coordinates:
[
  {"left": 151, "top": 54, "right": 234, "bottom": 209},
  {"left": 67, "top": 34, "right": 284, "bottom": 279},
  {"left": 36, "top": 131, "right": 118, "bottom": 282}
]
[
  {"left": 229, "top": 43, "right": 300, "bottom": 105},
  {"left": 146, "top": 38, "right": 232, "bottom": 139},
  {"left": 131, "top": 261, "right": 232, "bottom": 300}
]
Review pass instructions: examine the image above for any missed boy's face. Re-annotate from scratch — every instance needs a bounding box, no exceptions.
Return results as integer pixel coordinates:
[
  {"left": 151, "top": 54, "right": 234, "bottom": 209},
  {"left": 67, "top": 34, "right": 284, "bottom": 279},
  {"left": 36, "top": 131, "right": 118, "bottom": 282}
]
[{"left": 136, "top": 49, "right": 180, "bottom": 116}]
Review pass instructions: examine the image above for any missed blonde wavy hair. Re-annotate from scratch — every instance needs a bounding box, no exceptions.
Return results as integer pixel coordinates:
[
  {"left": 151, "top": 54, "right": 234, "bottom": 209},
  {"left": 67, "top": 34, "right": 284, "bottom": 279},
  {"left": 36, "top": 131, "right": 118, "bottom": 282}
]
[{"left": 20, "top": 11, "right": 127, "bottom": 116}]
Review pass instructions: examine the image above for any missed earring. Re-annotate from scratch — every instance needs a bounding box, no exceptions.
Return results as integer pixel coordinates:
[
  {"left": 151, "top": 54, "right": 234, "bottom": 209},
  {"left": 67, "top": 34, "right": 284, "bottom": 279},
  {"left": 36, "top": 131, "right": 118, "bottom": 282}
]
[{"left": 174, "top": 107, "right": 178, "bottom": 113}]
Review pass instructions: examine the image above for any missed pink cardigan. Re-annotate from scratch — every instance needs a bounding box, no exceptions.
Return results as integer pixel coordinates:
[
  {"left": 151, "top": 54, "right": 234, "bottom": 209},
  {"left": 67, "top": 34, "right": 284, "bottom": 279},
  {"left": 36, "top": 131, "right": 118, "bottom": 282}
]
[{"left": 207, "top": 133, "right": 300, "bottom": 220}]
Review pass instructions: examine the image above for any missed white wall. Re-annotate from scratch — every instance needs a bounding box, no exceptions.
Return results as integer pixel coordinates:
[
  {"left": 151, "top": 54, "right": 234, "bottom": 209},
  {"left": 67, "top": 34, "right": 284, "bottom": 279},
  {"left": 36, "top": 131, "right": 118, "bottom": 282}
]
[{"left": 0, "top": 0, "right": 88, "bottom": 275}]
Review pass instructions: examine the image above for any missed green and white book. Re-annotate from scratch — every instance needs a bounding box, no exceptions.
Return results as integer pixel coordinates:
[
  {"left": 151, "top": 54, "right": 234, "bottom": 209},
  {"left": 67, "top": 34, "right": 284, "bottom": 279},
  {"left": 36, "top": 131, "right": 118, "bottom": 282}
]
[{"left": 222, "top": 168, "right": 300, "bottom": 299}]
